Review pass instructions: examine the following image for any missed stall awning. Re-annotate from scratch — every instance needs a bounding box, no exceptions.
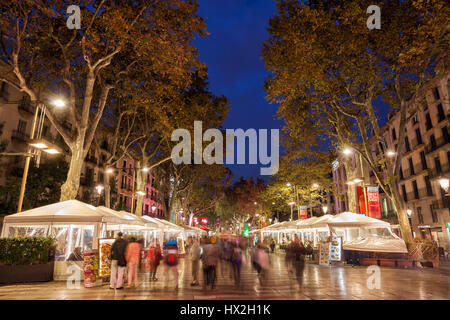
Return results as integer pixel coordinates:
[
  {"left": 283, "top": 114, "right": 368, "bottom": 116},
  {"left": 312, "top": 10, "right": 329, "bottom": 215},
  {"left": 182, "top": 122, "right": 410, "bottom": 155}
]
[{"left": 3, "top": 200, "right": 122, "bottom": 224}]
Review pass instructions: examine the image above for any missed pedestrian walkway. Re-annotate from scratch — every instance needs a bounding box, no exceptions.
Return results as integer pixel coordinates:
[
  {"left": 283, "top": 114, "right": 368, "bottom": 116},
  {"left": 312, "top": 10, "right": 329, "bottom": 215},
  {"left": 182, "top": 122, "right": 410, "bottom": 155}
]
[{"left": 0, "top": 253, "right": 448, "bottom": 300}]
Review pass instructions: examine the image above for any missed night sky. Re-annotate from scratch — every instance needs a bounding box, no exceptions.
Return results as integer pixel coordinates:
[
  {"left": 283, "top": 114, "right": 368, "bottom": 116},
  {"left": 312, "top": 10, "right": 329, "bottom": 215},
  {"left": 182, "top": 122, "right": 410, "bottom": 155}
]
[
  {"left": 194, "top": 0, "right": 391, "bottom": 182},
  {"left": 194, "top": 0, "right": 282, "bottom": 182}
]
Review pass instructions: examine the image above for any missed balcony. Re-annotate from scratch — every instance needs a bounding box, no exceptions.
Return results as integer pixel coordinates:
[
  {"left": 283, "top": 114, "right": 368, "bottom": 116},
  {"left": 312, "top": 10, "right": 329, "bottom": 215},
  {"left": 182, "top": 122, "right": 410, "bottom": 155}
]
[
  {"left": 428, "top": 162, "right": 450, "bottom": 180},
  {"left": 424, "top": 136, "right": 450, "bottom": 155},
  {"left": 410, "top": 137, "right": 425, "bottom": 150},
  {"left": 400, "top": 167, "right": 429, "bottom": 181},
  {"left": 11, "top": 130, "right": 29, "bottom": 142},
  {"left": 404, "top": 188, "right": 435, "bottom": 203},
  {"left": 18, "top": 97, "right": 34, "bottom": 115}
]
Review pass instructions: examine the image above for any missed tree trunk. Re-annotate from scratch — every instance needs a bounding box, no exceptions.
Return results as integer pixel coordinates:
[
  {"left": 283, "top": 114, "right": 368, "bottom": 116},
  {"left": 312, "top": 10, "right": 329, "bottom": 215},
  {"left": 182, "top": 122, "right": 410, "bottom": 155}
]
[
  {"left": 60, "top": 141, "right": 84, "bottom": 201},
  {"left": 104, "top": 170, "right": 111, "bottom": 208},
  {"left": 342, "top": 158, "right": 358, "bottom": 213},
  {"left": 135, "top": 161, "right": 145, "bottom": 217},
  {"left": 390, "top": 185, "right": 414, "bottom": 244}
]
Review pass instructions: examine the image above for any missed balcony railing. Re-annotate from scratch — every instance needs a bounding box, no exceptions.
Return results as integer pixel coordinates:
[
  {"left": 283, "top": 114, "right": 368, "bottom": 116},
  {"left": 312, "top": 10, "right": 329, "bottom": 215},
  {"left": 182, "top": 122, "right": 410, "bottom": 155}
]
[
  {"left": 424, "top": 136, "right": 450, "bottom": 155},
  {"left": 18, "top": 98, "right": 34, "bottom": 114},
  {"left": 405, "top": 188, "right": 435, "bottom": 202},
  {"left": 428, "top": 162, "right": 450, "bottom": 180},
  {"left": 11, "top": 130, "right": 29, "bottom": 142}
]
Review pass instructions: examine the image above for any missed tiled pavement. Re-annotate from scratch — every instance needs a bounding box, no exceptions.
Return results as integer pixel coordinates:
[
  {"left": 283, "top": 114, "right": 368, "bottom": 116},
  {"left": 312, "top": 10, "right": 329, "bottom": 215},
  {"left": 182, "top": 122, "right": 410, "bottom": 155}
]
[{"left": 0, "top": 253, "right": 449, "bottom": 300}]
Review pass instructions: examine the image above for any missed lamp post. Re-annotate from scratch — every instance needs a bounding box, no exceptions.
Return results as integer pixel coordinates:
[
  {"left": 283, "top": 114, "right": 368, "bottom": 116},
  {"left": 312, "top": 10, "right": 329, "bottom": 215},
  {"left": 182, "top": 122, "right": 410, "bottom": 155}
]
[
  {"left": 322, "top": 206, "right": 328, "bottom": 214},
  {"left": 17, "top": 99, "right": 65, "bottom": 212},
  {"left": 439, "top": 178, "right": 450, "bottom": 195}
]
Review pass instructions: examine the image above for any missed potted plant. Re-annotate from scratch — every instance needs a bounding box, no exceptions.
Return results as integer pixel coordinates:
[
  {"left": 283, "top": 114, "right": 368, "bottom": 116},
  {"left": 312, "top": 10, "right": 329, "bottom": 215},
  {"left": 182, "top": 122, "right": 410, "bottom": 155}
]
[{"left": 0, "top": 236, "right": 56, "bottom": 285}]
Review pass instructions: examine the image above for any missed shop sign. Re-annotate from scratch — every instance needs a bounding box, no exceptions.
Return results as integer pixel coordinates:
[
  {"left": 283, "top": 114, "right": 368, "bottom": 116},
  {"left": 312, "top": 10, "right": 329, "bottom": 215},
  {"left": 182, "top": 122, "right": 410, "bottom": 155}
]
[
  {"left": 329, "top": 237, "right": 342, "bottom": 262},
  {"left": 299, "top": 205, "right": 308, "bottom": 219},
  {"left": 357, "top": 186, "right": 366, "bottom": 214},
  {"left": 446, "top": 222, "right": 450, "bottom": 228},
  {"left": 367, "top": 186, "right": 381, "bottom": 219}
]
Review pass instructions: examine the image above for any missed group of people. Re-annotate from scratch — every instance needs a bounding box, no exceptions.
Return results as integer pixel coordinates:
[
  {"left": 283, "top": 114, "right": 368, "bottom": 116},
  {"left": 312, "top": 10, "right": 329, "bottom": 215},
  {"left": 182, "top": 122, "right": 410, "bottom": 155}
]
[{"left": 106, "top": 232, "right": 310, "bottom": 290}]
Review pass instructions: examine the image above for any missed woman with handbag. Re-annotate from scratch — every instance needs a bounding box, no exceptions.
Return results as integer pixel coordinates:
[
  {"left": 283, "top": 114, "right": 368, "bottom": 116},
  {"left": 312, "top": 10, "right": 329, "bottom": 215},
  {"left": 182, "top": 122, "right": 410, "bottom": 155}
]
[{"left": 148, "top": 239, "right": 162, "bottom": 281}]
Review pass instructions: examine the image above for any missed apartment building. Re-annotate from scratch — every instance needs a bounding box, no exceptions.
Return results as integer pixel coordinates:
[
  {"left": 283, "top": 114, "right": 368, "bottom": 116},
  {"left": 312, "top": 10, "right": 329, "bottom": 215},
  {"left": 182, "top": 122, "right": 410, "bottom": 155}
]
[
  {"left": 331, "top": 73, "right": 450, "bottom": 250},
  {"left": 0, "top": 79, "right": 164, "bottom": 217}
]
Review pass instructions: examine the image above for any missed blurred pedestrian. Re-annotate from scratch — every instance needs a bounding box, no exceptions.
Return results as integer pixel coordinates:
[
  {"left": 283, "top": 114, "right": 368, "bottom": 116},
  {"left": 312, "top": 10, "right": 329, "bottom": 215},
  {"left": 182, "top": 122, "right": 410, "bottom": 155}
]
[
  {"left": 202, "top": 237, "right": 219, "bottom": 290},
  {"left": 110, "top": 232, "right": 127, "bottom": 290},
  {"left": 163, "top": 238, "right": 179, "bottom": 289},
  {"left": 125, "top": 237, "right": 141, "bottom": 288},
  {"left": 270, "top": 238, "right": 276, "bottom": 253},
  {"left": 190, "top": 237, "right": 201, "bottom": 286},
  {"left": 231, "top": 241, "right": 245, "bottom": 287},
  {"left": 291, "top": 236, "right": 306, "bottom": 285},
  {"left": 148, "top": 239, "right": 162, "bottom": 281}
]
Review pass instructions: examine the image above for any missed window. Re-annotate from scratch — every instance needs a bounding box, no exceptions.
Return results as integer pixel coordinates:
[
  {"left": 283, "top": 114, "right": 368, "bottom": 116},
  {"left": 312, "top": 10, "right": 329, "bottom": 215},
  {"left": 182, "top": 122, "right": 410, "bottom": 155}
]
[
  {"left": 122, "top": 160, "right": 127, "bottom": 170},
  {"left": 0, "top": 82, "right": 7, "bottom": 98},
  {"left": 121, "top": 176, "right": 126, "bottom": 189},
  {"left": 392, "top": 128, "right": 397, "bottom": 141},
  {"left": 98, "top": 173, "right": 104, "bottom": 183},
  {"left": 400, "top": 166, "right": 404, "bottom": 180},
  {"left": 434, "top": 156, "right": 442, "bottom": 175},
  {"left": 17, "top": 120, "right": 27, "bottom": 133},
  {"left": 420, "top": 151, "right": 427, "bottom": 170},
  {"left": 433, "top": 87, "right": 440, "bottom": 101},
  {"left": 145, "top": 204, "right": 149, "bottom": 214},
  {"left": 412, "top": 180, "right": 419, "bottom": 199},
  {"left": 443, "top": 126, "right": 450, "bottom": 143},
  {"left": 409, "top": 157, "right": 415, "bottom": 176},
  {"left": 425, "top": 113, "right": 433, "bottom": 130},
  {"left": 430, "top": 134, "right": 436, "bottom": 150},
  {"left": 437, "top": 103, "right": 445, "bottom": 122},
  {"left": 402, "top": 185, "right": 407, "bottom": 202},
  {"left": 405, "top": 137, "right": 411, "bottom": 152},
  {"left": 417, "top": 207, "right": 424, "bottom": 224},
  {"left": 430, "top": 206, "right": 438, "bottom": 223},
  {"left": 425, "top": 176, "right": 433, "bottom": 196},
  {"left": 415, "top": 128, "right": 423, "bottom": 145}
]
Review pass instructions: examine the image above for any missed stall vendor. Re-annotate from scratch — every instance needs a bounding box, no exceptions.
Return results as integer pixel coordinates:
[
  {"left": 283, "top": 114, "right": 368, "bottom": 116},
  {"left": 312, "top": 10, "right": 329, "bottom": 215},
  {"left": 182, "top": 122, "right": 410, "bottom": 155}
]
[{"left": 67, "top": 247, "right": 84, "bottom": 261}]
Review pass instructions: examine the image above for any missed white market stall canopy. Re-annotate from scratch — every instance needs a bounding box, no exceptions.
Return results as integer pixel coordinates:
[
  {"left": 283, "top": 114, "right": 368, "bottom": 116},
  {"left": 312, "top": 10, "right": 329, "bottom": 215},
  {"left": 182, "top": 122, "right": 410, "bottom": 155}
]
[
  {"left": 326, "top": 212, "right": 390, "bottom": 228},
  {"left": 2, "top": 200, "right": 123, "bottom": 225},
  {"left": 343, "top": 236, "right": 408, "bottom": 253}
]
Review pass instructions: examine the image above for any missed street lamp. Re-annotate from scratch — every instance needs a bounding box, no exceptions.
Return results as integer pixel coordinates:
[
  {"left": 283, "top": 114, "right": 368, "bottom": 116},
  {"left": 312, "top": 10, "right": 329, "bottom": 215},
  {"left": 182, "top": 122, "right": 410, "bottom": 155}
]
[
  {"left": 386, "top": 151, "right": 396, "bottom": 157},
  {"left": 322, "top": 206, "right": 328, "bottom": 214},
  {"left": 312, "top": 183, "right": 319, "bottom": 189},
  {"left": 106, "top": 168, "right": 114, "bottom": 174},
  {"left": 439, "top": 178, "right": 449, "bottom": 194},
  {"left": 17, "top": 97, "right": 66, "bottom": 212},
  {"left": 407, "top": 209, "right": 412, "bottom": 216},
  {"left": 96, "top": 185, "right": 104, "bottom": 194}
]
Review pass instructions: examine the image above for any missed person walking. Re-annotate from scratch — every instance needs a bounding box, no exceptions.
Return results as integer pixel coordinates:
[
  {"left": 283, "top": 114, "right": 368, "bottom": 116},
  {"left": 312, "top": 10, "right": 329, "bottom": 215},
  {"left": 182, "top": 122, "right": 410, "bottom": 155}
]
[
  {"left": 231, "top": 242, "right": 245, "bottom": 288},
  {"left": 125, "top": 237, "right": 141, "bottom": 288},
  {"left": 163, "top": 238, "right": 179, "bottom": 289},
  {"left": 201, "top": 237, "right": 219, "bottom": 290},
  {"left": 110, "top": 232, "right": 127, "bottom": 290},
  {"left": 148, "top": 239, "right": 162, "bottom": 281},
  {"left": 190, "top": 237, "right": 201, "bottom": 286},
  {"left": 291, "top": 236, "right": 306, "bottom": 285},
  {"left": 270, "top": 238, "right": 276, "bottom": 253}
]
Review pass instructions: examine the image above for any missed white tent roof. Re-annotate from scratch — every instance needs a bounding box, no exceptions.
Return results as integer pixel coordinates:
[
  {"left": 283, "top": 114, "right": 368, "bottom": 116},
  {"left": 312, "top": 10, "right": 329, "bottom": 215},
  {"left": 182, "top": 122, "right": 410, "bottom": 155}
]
[
  {"left": 3, "top": 200, "right": 122, "bottom": 224},
  {"left": 97, "top": 206, "right": 149, "bottom": 227},
  {"left": 343, "top": 236, "right": 408, "bottom": 253},
  {"left": 297, "top": 215, "right": 333, "bottom": 228},
  {"left": 327, "top": 212, "right": 389, "bottom": 228},
  {"left": 141, "top": 216, "right": 184, "bottom": 232}
]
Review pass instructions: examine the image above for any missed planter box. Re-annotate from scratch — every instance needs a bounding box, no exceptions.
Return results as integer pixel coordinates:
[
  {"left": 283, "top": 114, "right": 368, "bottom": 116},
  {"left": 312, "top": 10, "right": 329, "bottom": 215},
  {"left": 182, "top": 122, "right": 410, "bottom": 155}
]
[
  {"left": 379, "top": 259, "right": 396, "bottom": 267},
  {"left": 396, "top": 260, "right": 414, "bottom": 268},
  {"left": 360, "top": 258, "right": 377, "bottom": 266},
  {"left": 0, "top": 262, "right": 54, "bottom": 285}
]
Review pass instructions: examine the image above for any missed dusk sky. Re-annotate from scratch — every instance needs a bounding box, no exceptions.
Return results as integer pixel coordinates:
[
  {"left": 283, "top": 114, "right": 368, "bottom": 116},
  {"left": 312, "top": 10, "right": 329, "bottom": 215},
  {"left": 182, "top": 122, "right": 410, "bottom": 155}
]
[
  {"left": 195, "top": 0, "right": 282, "bottom": 182},
  {"left": 194, "top": 0, "right": 391, "bottom": 182}
]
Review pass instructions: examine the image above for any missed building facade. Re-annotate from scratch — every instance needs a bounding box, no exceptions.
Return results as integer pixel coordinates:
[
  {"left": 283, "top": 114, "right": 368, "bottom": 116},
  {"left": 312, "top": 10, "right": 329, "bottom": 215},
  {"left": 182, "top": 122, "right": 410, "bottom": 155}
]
[
  {"left": 331, "top": 73, "right": 450, "bottom": 250},
  {"left": 0, "top": 80, "right": 164, "bottom": 217}
]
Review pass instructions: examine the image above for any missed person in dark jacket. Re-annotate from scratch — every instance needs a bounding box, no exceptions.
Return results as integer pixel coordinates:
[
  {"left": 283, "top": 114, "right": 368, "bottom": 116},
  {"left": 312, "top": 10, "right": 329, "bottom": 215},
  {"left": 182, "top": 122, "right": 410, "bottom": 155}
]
[
  {"left": 67, "top": 247, "right": 83, "bottom": 261},
  {"left": 110, "top": 232, "right": 127, "bottom": 289}
]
